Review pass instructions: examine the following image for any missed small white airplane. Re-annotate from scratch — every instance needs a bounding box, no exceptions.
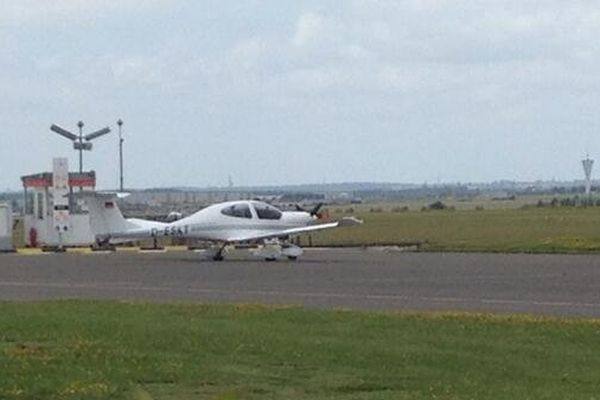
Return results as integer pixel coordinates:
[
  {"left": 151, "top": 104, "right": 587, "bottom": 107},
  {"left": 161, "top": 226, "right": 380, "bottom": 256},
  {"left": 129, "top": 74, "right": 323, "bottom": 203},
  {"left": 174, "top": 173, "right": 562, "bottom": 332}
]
[{"left": 80, "top": 192, "right": 362, "bottom": 261}]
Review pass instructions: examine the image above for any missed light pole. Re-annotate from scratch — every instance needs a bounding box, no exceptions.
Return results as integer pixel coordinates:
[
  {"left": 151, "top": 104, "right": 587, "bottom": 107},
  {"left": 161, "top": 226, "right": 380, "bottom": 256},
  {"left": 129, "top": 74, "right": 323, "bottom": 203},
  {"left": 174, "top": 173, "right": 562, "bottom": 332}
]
[
  {"left": 77, "top": 121, "right": 84, "bottom": 173},
  {"left": 118, "top": 119, "right": 124, "bottom": 192}
]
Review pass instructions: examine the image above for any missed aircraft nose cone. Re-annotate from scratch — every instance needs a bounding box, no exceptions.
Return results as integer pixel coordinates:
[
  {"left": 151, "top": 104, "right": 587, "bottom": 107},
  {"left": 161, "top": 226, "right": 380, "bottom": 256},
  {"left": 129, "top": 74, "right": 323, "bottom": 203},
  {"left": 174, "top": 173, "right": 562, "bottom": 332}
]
[{"left": 284, "top": 212, "right": 314, "bottom": 226}]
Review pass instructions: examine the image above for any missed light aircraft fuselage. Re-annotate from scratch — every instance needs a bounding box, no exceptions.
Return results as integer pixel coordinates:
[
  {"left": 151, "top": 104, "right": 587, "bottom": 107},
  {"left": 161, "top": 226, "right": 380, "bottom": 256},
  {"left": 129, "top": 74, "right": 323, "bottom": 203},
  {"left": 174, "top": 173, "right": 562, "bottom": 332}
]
[{"left": 82, "top": 193, "right": 361, "bottom": 260}]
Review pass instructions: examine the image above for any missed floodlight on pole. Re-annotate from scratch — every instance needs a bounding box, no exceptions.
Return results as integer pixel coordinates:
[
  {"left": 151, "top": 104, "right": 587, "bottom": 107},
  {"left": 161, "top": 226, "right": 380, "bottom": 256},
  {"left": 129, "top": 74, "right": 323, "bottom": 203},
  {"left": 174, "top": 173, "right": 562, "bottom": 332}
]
[{"left": 50, "top": 121, "right": 111, "bottom": 173}]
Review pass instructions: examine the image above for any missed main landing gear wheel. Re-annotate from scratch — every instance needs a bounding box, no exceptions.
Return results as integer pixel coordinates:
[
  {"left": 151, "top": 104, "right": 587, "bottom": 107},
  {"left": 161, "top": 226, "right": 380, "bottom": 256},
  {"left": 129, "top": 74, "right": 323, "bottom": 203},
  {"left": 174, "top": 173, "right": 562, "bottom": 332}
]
[
  {"left": 287, "top": 256, "right": 298, "bottom": 261},
  {"left": 212, "top": 244, "right": 227, "bottom": 261},
  {"left": 265, "top": 257, "right": 277, "bottom": 262}
]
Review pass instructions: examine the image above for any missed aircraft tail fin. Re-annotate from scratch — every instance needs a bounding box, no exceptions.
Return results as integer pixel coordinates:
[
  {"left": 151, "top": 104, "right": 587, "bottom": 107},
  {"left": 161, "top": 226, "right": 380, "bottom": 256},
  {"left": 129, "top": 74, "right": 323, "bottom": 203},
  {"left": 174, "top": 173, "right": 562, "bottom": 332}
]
[{"left": 75, "top": 192, "right": 133, "bottom": 237}]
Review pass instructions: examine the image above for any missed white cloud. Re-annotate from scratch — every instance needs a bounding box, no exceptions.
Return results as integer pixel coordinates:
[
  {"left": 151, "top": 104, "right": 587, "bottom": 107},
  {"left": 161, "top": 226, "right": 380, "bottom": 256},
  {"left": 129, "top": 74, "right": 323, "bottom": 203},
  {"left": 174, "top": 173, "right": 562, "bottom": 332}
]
[
  {"left": 4, "top": 1, "right": 600, "bottom": 188},
  {"left": 0, "top": 0, "right": 168, "bottom": 25},
  {"left": 231, "top": 37, "right": 265, "bottom": 71},
  {"left": 292, "top": 12, "right": 326, "bottom": 47},
  {"left": 110, "top": 56, "right": 165, "bottom": 85}
]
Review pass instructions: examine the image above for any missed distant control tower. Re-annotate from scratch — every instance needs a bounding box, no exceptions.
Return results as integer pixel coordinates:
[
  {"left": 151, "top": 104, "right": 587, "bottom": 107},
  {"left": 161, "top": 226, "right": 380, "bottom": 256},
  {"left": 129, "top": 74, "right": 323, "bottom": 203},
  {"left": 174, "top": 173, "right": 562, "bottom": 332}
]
[{"left": 582, "top": 156, "right": 594, "bottom": 196}]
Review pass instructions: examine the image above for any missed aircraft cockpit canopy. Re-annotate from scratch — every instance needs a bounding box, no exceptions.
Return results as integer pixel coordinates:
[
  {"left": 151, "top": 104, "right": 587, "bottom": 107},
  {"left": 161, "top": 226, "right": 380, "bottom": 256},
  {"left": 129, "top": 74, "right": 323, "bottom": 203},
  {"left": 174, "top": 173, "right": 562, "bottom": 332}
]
[
  {"left": 220, "top": 201, "right": 283, "bottom": 220},
  {"left": 253, "top": 202, "right": 282, "bottom": 220},
  {"left": 221, "top": 203, "right": 252, "bottom": 219}
]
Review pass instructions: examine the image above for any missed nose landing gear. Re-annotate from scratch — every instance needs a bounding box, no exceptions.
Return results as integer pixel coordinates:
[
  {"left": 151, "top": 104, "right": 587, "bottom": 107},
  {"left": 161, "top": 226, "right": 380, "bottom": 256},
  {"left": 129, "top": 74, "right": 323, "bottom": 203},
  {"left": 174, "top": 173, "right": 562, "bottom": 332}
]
[{"left": 252, "top": 242, "right": 303, "bottom": 261}]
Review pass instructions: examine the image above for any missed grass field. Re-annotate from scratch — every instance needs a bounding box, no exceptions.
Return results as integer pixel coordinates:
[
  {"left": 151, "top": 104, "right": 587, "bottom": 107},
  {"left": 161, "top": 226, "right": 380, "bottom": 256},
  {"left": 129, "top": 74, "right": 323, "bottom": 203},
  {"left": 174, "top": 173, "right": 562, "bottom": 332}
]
[
  {"left": 311, "top": 206, "right": 600, "bottom": 253},
  {"left": 1, "top": 301, "right": 600, "bottom": 399}
]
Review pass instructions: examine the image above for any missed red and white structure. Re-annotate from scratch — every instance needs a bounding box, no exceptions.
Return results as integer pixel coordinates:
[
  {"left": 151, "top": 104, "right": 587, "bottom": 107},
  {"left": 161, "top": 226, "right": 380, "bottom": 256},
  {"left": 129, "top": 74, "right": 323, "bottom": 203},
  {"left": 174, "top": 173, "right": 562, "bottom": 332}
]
[{"left": 21, "top": 158, "right": 96, "bottom": 247}]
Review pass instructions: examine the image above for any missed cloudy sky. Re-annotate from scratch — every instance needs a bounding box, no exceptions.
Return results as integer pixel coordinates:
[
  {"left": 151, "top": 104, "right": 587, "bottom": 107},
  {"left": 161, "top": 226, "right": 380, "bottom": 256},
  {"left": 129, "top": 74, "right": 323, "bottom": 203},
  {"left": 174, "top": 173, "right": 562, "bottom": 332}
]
[{"left": 1, "top": 1, "right": 600, "bottom": 190}]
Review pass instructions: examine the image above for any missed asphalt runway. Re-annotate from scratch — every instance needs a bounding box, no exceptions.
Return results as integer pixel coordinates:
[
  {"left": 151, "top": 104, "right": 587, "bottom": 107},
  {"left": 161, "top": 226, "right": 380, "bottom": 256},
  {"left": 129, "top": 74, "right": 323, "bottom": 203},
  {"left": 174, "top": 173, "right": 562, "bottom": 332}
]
[{"left": 1, "top": 249, "right": 600, "bottom": 317}]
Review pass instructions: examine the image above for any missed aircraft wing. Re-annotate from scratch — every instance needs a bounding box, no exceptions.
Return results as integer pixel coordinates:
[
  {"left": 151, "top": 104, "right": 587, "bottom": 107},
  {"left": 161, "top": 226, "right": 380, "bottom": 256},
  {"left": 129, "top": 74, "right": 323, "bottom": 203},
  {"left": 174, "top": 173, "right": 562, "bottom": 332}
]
[{"left": 226, "top": 217, "right": 362, "bottom": 243}]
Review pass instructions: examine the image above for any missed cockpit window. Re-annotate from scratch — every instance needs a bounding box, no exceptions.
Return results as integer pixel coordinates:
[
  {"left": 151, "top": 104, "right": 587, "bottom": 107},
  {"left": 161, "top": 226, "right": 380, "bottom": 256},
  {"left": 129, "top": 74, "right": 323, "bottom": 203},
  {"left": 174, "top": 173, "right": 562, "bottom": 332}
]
[
  {"left": 253, "top": 203, "right": 282, "bottom": 220},
  {"left": 221, "top": 203, "right": 252, "bottom": 219}
]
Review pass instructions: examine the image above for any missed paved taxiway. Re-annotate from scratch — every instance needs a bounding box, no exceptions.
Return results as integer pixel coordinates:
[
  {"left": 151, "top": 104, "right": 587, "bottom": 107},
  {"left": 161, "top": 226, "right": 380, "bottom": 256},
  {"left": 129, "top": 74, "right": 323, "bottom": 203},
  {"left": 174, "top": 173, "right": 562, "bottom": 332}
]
[{"left": 1, "top": 249, "right": 600, "bottom": 317}]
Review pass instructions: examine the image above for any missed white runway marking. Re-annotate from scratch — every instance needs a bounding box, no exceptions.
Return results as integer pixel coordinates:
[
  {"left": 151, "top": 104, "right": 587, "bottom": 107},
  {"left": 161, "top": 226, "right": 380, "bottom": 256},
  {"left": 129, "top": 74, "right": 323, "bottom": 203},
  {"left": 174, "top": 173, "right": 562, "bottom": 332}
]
[{"left": 1, "top": 281, "right": 599, "bottom": 311}]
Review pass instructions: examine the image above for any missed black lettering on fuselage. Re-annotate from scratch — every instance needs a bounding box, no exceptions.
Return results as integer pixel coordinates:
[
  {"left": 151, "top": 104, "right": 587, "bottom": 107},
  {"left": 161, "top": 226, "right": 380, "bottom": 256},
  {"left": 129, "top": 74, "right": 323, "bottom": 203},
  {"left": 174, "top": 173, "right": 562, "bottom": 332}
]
[{"left": 161, "top": 226, "right": 187, "bottom": 237}]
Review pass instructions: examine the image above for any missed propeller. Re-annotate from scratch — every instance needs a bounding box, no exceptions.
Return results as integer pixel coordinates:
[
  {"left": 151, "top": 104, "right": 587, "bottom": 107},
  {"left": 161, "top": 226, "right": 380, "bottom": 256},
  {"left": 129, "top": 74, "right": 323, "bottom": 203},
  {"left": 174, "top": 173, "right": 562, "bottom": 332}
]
[
  {"left": 310, "top": 203, "right": 323, "bottom": 216},
  {"left": 295, "top": 202, "right": 324, "bottom": 217}
]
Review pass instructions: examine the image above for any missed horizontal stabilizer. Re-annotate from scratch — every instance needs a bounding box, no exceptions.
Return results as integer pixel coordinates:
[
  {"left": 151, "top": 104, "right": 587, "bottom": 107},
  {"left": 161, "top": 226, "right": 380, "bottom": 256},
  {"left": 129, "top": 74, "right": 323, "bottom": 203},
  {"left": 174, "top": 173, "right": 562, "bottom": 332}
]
[{"left": 69, "top": 191, "right": 130, "bottom": 199}]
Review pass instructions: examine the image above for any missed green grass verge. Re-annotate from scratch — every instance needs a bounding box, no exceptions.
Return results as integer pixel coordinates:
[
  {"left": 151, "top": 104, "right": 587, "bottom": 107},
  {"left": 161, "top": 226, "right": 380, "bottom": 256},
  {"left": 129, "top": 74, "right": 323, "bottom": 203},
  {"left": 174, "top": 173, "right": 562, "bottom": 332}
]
[
  {"left": 313, "top": 207, "right": 600, "bottom": 253},
  {"left": 1, "top": 301, "right": 600, "bottom": 399}
]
